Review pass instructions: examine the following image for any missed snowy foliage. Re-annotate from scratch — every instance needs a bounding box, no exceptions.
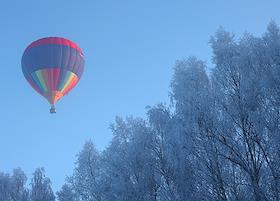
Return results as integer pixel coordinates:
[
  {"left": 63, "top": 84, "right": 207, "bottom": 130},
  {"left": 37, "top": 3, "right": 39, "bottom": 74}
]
[
  {"left": 0, "top": 168, "right": 54, "bottom": 201},
  {"left": 61, "top": 21, "right": 280, "bottom": 201},
  {"left": 30, "top": 168, "right": 55, "bottom": 201},
  {"left": 57, "top": 21, "right": 280, "bottom": 201}
]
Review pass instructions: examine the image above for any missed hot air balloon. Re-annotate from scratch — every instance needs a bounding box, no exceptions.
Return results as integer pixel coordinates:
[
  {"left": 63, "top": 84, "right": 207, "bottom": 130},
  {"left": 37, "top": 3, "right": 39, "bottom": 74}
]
[{"left": 21, "top": 37, "right": 85, "bottom": 113}]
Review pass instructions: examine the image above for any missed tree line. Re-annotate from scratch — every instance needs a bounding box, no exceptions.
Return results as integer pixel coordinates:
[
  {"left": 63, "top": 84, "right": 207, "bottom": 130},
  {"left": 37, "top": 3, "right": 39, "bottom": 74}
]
[{"left": 1, "top": 21, "right": 280, "bottom": 201}]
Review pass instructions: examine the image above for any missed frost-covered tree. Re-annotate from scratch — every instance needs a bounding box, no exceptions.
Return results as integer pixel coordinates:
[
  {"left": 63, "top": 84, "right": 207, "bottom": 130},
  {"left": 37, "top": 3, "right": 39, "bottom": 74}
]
[
  {"left": 69, "top": 140, "right": 102, "bottom": 201},
  {"left": 260, "top": 21, "right": 280, "bottom": 200},
  {"left": 0, "top": 169, "right": 30, "bottom": 201},
  {"left": 209, "top": 23, "right": 280, "bottom": 201},
  {"left": 102, "top": 117, "right": 158, "bottom": 201},
  {"left": 147, "top": 104, "right": 200, "bottom": 201},
  {"left": 170, "top": 57, "right": 230, "bottom": 201},
  {"left": 210, "top": 28, "right": 267, "bottom": 201},
  {"left": 10, "top": 168, "right": 29, "bottom": 201},
  {"left": 30, "top": 168, "right": 55, "bottom": 201}
]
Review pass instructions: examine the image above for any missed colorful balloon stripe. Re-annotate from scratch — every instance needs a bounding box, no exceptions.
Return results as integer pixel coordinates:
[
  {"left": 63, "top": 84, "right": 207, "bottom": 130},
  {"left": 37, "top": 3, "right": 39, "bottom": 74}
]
[
  {"left": 29, "top": 68, "right": 79, "bottom": 104},
  {"left": 58, "top": 71, "right": 72, "bottom": 91},
  {"left": 62, "top": 76, "right": 78, "bottom": 95},
  {"left": 31, "top": 72, "right": 46, "bottom": 92},
  {"left": 35, "top": 70, "right": 48, "bottom": 92}
]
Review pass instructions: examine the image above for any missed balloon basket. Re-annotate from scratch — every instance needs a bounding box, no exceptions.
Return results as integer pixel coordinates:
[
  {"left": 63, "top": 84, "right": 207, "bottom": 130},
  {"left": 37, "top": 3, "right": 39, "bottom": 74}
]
[{"left": 50, "top": 105, "right": 56, "bottom": 114}]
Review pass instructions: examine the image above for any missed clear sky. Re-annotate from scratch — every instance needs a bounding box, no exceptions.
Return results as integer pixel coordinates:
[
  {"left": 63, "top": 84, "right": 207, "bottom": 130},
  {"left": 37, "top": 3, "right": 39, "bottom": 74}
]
[{"left": 0, "top": 0, "right": 279, "bottom": 192}]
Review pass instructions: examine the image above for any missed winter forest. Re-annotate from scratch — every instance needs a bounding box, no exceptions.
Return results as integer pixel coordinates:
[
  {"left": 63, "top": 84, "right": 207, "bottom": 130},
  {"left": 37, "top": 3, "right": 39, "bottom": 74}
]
[{"left": 2, "top": 22, "right": 280, "bottom": 201}]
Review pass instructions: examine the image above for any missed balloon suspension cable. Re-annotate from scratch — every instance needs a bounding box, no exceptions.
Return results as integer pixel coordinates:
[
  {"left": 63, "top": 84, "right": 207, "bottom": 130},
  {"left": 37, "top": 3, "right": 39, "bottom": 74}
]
[{"left": 50, "top": 104, "right": 56, "bottom": 114}]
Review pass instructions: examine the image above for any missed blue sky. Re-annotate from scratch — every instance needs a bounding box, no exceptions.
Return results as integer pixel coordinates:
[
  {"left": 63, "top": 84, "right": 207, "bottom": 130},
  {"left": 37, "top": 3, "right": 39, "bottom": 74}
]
[{"left": 0, "top": 0, "right": 279, "bottom": 191}]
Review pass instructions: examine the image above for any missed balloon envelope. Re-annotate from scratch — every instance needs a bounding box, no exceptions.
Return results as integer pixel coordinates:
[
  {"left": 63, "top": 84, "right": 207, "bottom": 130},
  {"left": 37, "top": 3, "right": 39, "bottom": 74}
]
[{"left": 21, "top": 37, "right": 85, "bottom": 105}]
